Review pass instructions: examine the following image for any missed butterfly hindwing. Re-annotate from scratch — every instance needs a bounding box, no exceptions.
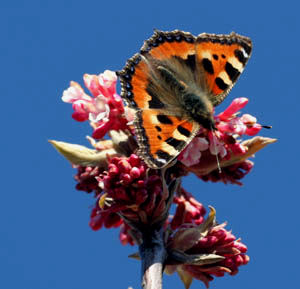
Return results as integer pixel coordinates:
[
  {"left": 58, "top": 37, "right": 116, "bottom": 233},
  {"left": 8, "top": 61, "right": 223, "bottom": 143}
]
[{"left": 135, "top": 109, "right": 199, "bottom": 168}]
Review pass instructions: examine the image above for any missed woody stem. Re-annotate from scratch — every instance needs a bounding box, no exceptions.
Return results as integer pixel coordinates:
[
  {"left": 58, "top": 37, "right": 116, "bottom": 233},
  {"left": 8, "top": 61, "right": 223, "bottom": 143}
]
[{"left": 139, "top": 226, "right": 167, "bottom": 289}]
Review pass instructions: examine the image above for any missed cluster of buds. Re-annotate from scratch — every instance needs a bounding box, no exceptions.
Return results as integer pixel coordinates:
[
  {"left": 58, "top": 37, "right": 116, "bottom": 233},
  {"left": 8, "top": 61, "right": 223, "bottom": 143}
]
[
  {"left": 165, "top": 207, "right": 249, "bottom": 288},
  {"left": 97, "top": 154, "right": 167, "bottom": 224},
  {"left": 51, "top": 69, "right": 276, "bottom": 289}
]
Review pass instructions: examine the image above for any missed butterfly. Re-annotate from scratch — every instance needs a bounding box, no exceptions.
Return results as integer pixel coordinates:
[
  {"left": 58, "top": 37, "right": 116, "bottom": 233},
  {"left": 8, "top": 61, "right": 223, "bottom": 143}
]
[{"left": 117, "top": 29, "right": 252, "bottom": 169}]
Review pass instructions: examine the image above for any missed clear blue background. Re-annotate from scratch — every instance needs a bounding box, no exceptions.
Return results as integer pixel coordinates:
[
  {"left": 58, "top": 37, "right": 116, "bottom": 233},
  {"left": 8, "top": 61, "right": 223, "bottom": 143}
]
[{"left": 1, "top": 1, "right": 298, "bottom": 288}]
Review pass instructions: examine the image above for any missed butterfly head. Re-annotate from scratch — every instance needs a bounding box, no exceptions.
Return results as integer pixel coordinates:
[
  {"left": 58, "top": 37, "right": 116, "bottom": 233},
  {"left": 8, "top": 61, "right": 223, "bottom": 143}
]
[{"left": 199, "top": 111, "right": 216, "bottom": 131}]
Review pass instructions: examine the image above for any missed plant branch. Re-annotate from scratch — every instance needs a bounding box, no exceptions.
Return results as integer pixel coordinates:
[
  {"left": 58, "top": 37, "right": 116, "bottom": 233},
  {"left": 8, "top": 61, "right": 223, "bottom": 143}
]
[{"left": 139, "top": 226, "right": 167, "bottom": 289}]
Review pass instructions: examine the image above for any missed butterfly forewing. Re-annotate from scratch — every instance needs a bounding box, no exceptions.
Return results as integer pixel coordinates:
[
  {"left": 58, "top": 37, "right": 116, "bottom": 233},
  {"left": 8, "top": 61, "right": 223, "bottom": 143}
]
[{"left": 195, "top": 32, "right": 252, "bottom": 106}]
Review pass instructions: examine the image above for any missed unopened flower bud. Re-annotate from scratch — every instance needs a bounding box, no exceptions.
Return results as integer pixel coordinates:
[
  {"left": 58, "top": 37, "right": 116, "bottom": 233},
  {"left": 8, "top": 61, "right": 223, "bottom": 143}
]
[
  {"left": 118, "top": 159, "right": 132, "bottom": 173},
  {"left": 130, "top": 167, "right": 141, "bottom": 179}
]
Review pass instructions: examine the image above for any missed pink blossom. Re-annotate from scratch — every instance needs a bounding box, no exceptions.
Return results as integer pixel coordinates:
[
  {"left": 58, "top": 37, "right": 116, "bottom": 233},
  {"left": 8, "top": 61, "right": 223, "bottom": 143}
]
[
  {"left": 119, "top": 223, "right": 135, "bottom": 246},
  {"left": 208, "top": 131, "right": 227, "bottom": 158},
  {"left": 216, "top": 98, "right": 262, "bottom": 136},
  {"left": 178, "top": 137, "right": 209, "bottom": 166},
  {"left": 62, "top": 80, "right": 110, "bottom": 123},
  {"left": 63, "top": 70, "right": 129, "bottom": 139},
  {"left": 171, "top": 188, "right": 206, "bottom": 229},
  {"left": 74, "top": 165, "right": 103, "bottom": 194},
  {"left": 83, "top": 70, "right": 117, "bottom": 98},
  {"left": 217, "top": 97, "right": 248, "bottom": 121},
  {"left": 89, "top": 203, "right": 123, "bottom": 231}
]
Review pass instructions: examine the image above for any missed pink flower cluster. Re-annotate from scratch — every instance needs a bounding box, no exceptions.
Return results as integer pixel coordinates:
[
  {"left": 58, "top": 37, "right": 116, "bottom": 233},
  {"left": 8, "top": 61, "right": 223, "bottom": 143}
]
[
  {"left": 180, "top": 224, "right": 249, "bottom": 288},
  {"left": 55, "top": 67, "right": 273, "bottom": 288},
  {"left": 97, "top": 154, "right": 167, "bottom": 223},
  {"left": 178, "top": 98, "right": 262, "bottom": 167},
  {"left": 167, "top": 205, "right": 249, "bottom": 288},
  {"left": 62, "top": 70, "right": 128, "bottom": 139}
]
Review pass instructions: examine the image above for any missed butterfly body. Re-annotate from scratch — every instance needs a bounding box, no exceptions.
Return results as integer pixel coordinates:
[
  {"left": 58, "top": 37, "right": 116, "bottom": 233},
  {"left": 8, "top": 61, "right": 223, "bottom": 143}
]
[{"left": 118, "top": 30, "right": 252, "bottom": 169}]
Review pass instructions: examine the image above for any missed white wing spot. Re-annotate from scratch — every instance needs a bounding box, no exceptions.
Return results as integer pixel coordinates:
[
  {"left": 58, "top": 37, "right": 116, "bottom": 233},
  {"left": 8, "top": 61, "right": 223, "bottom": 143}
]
[
  {"left": 201, "top": 51, "right": 212, "bottom": 60},
  {"left": 218, "top": 71, "right": 232, "bottom": 86},
  {"left": 241, "top": 48, "right": 249, "bottom": 58},
  {"left": 161, "top": 142, "right": 178, "bottom": 155},
  {"left": 228, "top": 57, "right": 243, "bottom": 72}
]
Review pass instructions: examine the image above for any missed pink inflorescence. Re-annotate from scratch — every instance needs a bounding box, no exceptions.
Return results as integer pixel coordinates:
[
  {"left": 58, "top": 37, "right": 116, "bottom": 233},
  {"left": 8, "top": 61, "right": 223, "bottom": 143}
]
[
  {"left": 71, "top": 154, "right": 165, "bottom": 242},
  {"left": 167, "top": 207, "right": 249, "bottom": 288},
  {"left": 97, "top": 154, "right": 165, "bottom": 221},
  {"left": 182, "top": 223, "right": 249, "bottom": 288},
  {"left": 62, "top": 70, "right": 129, "bottom": 139}
]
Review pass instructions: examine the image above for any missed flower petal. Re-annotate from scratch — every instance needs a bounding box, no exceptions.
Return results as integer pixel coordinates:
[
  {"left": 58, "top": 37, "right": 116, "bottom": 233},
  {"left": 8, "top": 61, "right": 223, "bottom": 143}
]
[{"left": 217, "top": 98, "right": 248, "bottom": 121}]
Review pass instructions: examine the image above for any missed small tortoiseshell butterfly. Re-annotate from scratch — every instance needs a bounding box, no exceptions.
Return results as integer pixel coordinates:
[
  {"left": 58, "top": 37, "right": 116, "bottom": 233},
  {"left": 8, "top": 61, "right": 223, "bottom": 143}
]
[{"left": 117, "top": 30, "right": 252, "bottom": 169}]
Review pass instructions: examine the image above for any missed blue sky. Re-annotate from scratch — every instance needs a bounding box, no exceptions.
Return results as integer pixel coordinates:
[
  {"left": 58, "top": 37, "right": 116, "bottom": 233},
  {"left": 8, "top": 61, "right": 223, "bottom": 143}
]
[{"left": 0, "top": 1, "right": 298, "bottom": 288}]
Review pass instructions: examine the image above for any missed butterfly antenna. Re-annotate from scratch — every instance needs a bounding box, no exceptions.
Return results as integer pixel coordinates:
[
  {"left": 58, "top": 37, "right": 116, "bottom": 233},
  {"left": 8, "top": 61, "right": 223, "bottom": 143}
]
[{"left": 211, "top": 126, "right": 222, "bottom": 174}]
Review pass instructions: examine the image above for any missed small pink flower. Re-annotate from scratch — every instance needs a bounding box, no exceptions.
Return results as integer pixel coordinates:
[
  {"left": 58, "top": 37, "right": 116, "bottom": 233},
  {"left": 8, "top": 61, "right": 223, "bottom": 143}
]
[
  {"left": 240, "top": 114, "right": 262, "bottom": 135},
  {"left": 119, "top": 223, "right": 135, "bottom": 246},
  {"left": 208, "top": 131, "right": 227, "bottom": 158},
  {"left": 83, "top": 70, "right": 117, "bottom": 98},
  {"left": 98, "top": 70, "right": 117, "bottom": 96},
  {"left": 171, "top": 188, "right": 206, "bottom": 229},
  {"left": 89, "top": 203, "right": 123, "bottom": 231},
  {"left": 62, "top": 80, "right": 110, "bottom": 123},
  {"left": 74, "top": 165, "right": 103, "bottom": 194},
  {"left": 178, "top": 137, "right": 209, "bottom": 166},
  {"left": 62, "top": 81, "right": 91, "bottom": 102},
  {"left": 217, "top": 97, "right": 248, "bottom": 121}
]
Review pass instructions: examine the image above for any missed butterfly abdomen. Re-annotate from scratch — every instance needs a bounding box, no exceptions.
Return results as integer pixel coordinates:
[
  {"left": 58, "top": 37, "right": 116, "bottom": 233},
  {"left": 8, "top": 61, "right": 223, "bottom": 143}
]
[{"left": 182, "top": 92, "right": 215, "bottom": 130}]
